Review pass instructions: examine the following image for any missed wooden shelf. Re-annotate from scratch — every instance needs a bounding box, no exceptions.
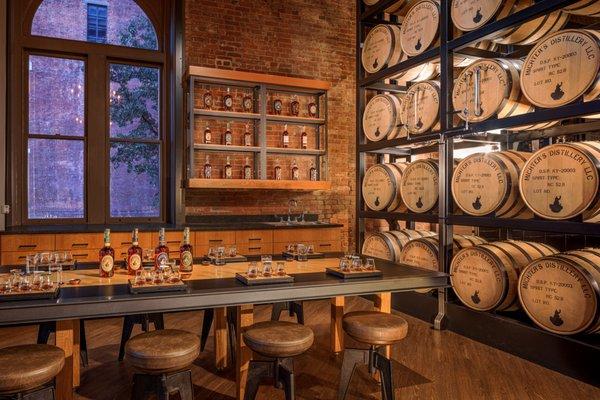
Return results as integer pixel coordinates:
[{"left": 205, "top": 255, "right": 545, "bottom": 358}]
[
  {"left": 266, "top": 147, "right": 325, "bottom": 156},
  {"left": 186, "top": 179, "right": 331, "bottom": 191},
  {"left": 193, "top": 144, "right": 261, "bottom": 153},
  {"left": 193, "top": 109, "right": 261, "bottom": 120},
  {"left": 266, "top": 115, "right": 326, "bottom": 125}
]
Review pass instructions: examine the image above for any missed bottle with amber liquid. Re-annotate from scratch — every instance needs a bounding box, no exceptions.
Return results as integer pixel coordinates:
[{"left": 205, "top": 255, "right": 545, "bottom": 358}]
[
  {"left": 154, "top": 228, "right": 170, "bottom": 270},
  {"left": 243, "top": 156, "right": 252, "bottom": 179},
  {"left": 224, "top": 156, "right": 233, "bottom": 179},
  {"left": 282, "top": 124, "right": 289, "bottom": 148},
  {"left": 291, "top": 159, "right": 300, "bottom": 180},
  {"left": 244, "top": 123, "right": 253, "bottom": 146},
  {"left": 99, "top": 229, "right": 115, "bottom": 277},
  {"left": 309, "top": 161, "right": 318, "bottom": 181},
  {"left": 274, "top": 159, "right": 282, "bottom": 180},
  {"left": 127, "top": 228, "right": 143, "bottom": 275},
  {"left": 204, "top": 155, "right": 212, "bottom": 179},
  {"left": 180, "top": 227, "right": 194, "bottom": 273},
  {"left": 301, "top": 126, "right": 308, "bottom": 149},
  {"left": 223, "top": 122, "right": 233, "bottom": 146},
  {"left": 204, "top": 125, "right": 212, "bottom": 144}
]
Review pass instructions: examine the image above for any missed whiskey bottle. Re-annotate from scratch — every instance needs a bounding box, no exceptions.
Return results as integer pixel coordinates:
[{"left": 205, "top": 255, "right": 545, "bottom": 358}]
[
  {"left": 154, "top": 228, "right": 170, "bottom": 270},
  {"left": 127, "top": 228, "right": 143, "bottom": 275},
  {"left": 204, "top": 155, "right": 212, "bottom": 179},
  {"left": 224, "top": 156, "right": 233, "bottom": 179},
  {"left": 224, "top": 87, "right": 233, "bottom": 111},
  {"left": 274, "top": 159, "right": 282, "bottom": 180},
  {"left": 301, "top": 126, "right": 308, "bottom": 149},
  {"left": 224, "top": 122, "right": 233, "bottom": 146},
  {"left": 243, "top": 157, "right": 252, "bottom": 180},
  {"left": 99, "top": 229, "right": 115, "bottom": 278},
  {"left": 204, "top": 125, "right": 212, "bottom": 144},
  {"left": 180, "top": 227, "right": 194, "bottom": 273},
  {"left": 244, "top": 123, "right": 253, "bottom": 146},
  {"left": 282, "top": 124, "right": 289, "bottom": 148},
  {"left": 309, "top": 161, "right": 318, "bottom": 181},
  {"left": 291, "top": 159, "right": 300, "bottom": 181}
]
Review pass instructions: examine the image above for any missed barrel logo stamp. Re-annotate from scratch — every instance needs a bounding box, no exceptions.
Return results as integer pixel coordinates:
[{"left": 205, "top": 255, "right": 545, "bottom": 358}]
[
  {"left": 550, "top": 82, "right": 564, "bottom": 100},
  {"left": 471, "top": 290, "right": 481, "bottom": 304},
  {"left": 156, "top": 252, "right": 169, "bottom": 266},
  {"left": 549, "top": 196, "right": 563, "bottom": 213},
  {"left": 129, "top": 254, "right": 141, "bottom": 271},
  {"left": 181, "top": 251, "right": 193, "bottom": 268},
  {"left": 550, "top": 309, "right": 564, "bottom": 327},
  {"left": 473, "top": 8, "right": 482, "bottom": 23},
  {"left": 100, "top": 255, "right": 114, "bottom": 272},
  {"left": 472, "top": 196, "right": 482, "bottom": 210},
  {"left": 416, "top": 196, "right": 423, "bottom": 209}
]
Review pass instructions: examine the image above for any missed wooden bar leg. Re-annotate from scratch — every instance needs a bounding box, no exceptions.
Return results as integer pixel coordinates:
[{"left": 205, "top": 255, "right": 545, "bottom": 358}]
[
  {"left": 214, "top": 307, "right": 228, "bottom": 371},
  {"left": 331, "top": 296, "right": 345, "bottom": 353},
  {"left": 374, "top": 292, "right": 392, "bottom": 358},
  {"left": 236, "top": 304, "right": 254, "bottom": 400},
  {"left": 55, "top": 319, "right": 77, "bottom": 400}
]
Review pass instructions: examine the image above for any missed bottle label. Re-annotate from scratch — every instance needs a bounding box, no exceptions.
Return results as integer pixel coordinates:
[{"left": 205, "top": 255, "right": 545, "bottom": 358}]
[
  {"left": 225, "top": 167, "right": 232, "bottom": 179},
  {"left": 205, "top": 132, "right": 212, "bottom": 142},
  {"left": 129, "top": 254, "right": 142, "bottom": 271},
  {"left": 181, "top": 251, "right": 193, "bottom": 270},
  {"left": 310, "top": 169, "right": 318, "bottom": 181},
  {"left": 302, "top": 136, "right": 308, "bottom": 147},
  {"left": 204, "top": 166, "right": 212, "bottom": 179},
  {"left": 283, "top": 135, "right": 289, "bottom": 145},
  {"left": 275, "top": 168, "right": 282, "bottom": 180},
  {"left": 156, "top": 252, "right": 169, "bottom": 266},
  {"left": 100, "top": 255, "right": 114, "bottom": 272},
  {"left": 244, "top": 167, "right": 252, "bottom": 179},
  {"left": 225, "top": 133, "right": 232, "bottom": 145},
  {"left": 292, "top": 169, "right": 299, "bottom": 180},
  {"left": 245, "top": 134, "right": 252, "bottom": 146}
]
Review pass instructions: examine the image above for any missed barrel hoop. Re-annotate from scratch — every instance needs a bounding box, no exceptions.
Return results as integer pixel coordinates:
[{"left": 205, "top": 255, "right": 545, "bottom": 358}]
[{"left": 575, "top": 141, "right": 600, "bottom": 210}]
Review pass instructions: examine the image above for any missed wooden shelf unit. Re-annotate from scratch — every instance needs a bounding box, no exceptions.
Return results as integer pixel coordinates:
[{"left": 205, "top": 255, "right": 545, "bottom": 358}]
[{"left": 186, "top": 67, "right": 331, "bottom": 190}]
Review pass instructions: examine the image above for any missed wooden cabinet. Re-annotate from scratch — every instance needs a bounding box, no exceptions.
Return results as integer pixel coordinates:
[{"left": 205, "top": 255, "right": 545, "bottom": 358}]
[
  {"left": 273, "top": 228, "right": 341, "bottom": 253},
  {"left": 1, "top": 251, "right": 31, "bottom": 266},
  {"left": 55, "top": 233, "right": 103, "bottom": 250},
  {"left": 195, "top": 231, "right": 236, "bottom": 248},
  {"left": 1, "top": 234, "right": 55, "bottom": 252},
  {"left": 237, "top": 243, "right": 273, "bottom": 256},
  {"left": 235, "top": 230, "right": 273, "bottom": 245}
]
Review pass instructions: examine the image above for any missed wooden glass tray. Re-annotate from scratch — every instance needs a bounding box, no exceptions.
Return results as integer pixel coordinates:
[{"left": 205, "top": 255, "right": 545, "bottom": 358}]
[
  {"left": 326, "top": 267, "right": 382, "bottom": 279},
  {"left": 128, "top": 279, "right": 188, "bottom": 294},
  {"left": 282, "top": 251, "right": 325, "bottom": 260},
  {"left": 235, "top": 272, "right": 294, "bottom": 286},
  {"left": 0, "top": 286, "right": 60, "bottom": 301},
  {"left": 209, "top": 255, "right": 248, "bottom": 264}
]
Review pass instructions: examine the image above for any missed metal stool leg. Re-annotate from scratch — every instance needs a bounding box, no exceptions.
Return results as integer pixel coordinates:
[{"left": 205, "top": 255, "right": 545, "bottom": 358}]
[
  {"left": 374, "top": 351, "right": 394, "bottom": 400},
  {"left": 271, "top": 303, "right": 287, "bottom": 321},
  {"left": 278, "top": 358, "right": 295, "bottom": 400},
  {"left": 337, "top": 348, "right": 368, "bottom": 400},
  {"left": 119, "top": 316, "right": 136, "bottom": 361},
  {"left": 290, "top": 302, "right": 304, "bottom": 325},
  {"left": 200, "top": 308, "right": 214, "bottom": 352},
  {"left": 37, "top": 322, "right": 54, "bottom": 344},
  {"left": 243, "top": 360, "right": 272, "bottom": 400},
  {"left": 150, "top": 313, "right": 165, "bottom": 330},
  {"left": 165, "top": 370, "right": 193, "bottom": 400},
  {"left": 79, "top": 320, "right": 88, "bottom": 367}
]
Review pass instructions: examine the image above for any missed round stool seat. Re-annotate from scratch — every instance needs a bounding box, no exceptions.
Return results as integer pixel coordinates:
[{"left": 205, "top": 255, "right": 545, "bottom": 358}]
[
  {"left": 0, "top": 344, "right": 65, "bottom": 394},
  {"left": 343, "top": 311, "right": 408, "bottom": 345},
  {"left": 243, "top": 321, "right": 314, "bottom": 358},
  {"left": 125, "top": 329, "right": 200, "bottom": 374}
]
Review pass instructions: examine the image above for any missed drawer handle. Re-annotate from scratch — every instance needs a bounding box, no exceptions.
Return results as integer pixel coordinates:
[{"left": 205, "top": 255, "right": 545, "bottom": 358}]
[
  {"left": 167, "top": 240, "right": 180, "bottom": 244},
  {"left": 73, "top": 253, "right": 89, "bottom": 258},
  {"left": 71, "top": 243, "right": 89, "bottom": 248},
  {"left": 319, "top": 243, "right": 332, "bottom": 247},
  {"left": 17, "top": 256, "right": 26, "bottom": 260},
  {"left": 249, "top": 238, "right": 262, "bottom": 241},
  {"left": 208, "top": 239, "right": 223, "bottom": 243},
  {"left": 18, "top": 244, "right": 36, "bottom": 249},
  {"left": 120, "top": 241, "right": 132, "bottom": 246},
  {"left": 249, "top": 247, "right": 262, "bottom": 251}
]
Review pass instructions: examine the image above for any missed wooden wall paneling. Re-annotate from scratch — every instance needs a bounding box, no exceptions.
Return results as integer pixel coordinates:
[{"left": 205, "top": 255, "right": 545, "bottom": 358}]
[{"left": 0, "top": 234, "right": 55, "bottom": 252}]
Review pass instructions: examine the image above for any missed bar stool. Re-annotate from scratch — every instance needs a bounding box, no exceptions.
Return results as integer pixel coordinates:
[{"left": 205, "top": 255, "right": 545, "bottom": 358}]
[
  {"left": 242, "top": 321, "right": 314, "bottom": 400},
  {"left": 125, "top": 329, "right": 200, "bottom": 400},
  {"left": 118, "top": 313, "right": 165, "bottom": 361},
  {"left": 0, "top": 344, "right": 65, "bottom": 400},
  {"left": 337, "top": 311, "right": 408, "bottom": 400}
]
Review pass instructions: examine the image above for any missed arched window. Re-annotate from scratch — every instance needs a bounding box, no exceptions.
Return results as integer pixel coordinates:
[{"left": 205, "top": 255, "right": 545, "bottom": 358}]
[{"left": 9, "top": 0, "right": 169, "bottom": 224}]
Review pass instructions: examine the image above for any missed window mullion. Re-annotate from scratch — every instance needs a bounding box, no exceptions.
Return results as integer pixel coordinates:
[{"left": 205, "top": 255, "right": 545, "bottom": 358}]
[{"left": 86, "top": 54, "right": 108, "bottom": 224}]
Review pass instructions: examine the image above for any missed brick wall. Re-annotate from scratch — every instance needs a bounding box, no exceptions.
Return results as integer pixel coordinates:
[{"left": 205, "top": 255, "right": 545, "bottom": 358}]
[{"left": 184, "top": 0, "right": 357, "bottom": 250}]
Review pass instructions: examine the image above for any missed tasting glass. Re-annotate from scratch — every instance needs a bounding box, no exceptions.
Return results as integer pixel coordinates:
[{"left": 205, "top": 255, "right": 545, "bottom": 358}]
[
  {"left": 41, "top": 273, "right": 54, "bottom": 290},
  {"left": 144, "top": 269, "right": 154, "bottom": 284},
  {"left": 339, "top": 257, "right": 350, "bottom": 272},
  {"left": 38, "top": 252, "right": 51, "bottom": 268},
  {"left": 144, "top": 249, "right": 154, "bottom": 262},
  {"left": 1, "top": 277, "right": 11, "bottom": 293},
  {"left": 365, "top": 258, "right": 376, "bottom": 271},
  {"left": 10, "top": 269, "right": 21, "bottom": 288},
  {"left": 153, "top": 270, "right": 164, "bottom": 285},
  {"left": 351, "top": 256, "right": 363, "bottom": 271},
  {"left": 247, "top": 261, "right": 258, "bottom": 278},
  {"left": 64, "top": 251, "right": 74, "bottom": 265},
  {"left": 297, "top": 244, "right": 308, "bottom": 262},
  {"left": 32, "top": 272, "right": 43, "bottom": 290},
  {"left": 208, "top": 247, "right": 216, "bottom": 258},
  {"left": 49, "top": 262, "right": 62, "bottom": 286},
  {"left": 262, "top": 261, "right": 273, "bottom": 277},
  {"left": 18, "top": 275, "right": 32, "bottom": 291},
  {"left": 276, "top": 261, "right": 286, "bottom": 276},
  {"left": 307, "top": 244, "right": 314, "bottom": 254},
  {"left": 229, "top": 246, "right": 237, "bottom": 257},
  {"left": 133, "top": 270, "right": 144, "bottom": 286}
]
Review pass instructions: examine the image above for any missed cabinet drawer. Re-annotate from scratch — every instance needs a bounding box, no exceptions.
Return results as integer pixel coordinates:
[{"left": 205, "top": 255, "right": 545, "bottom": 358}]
[
  {"left": 70, "top": 249, "right": 101, "bottom": 263},
  {"left": 315, "top": 240, "right": 341, "bottom": 253},
  {"left": 111, "top": 232, "right": 153, "bottom": 251},
  {"left": 1, "top": 234, "right": 55, "bottom": 252},
  {"left": 235, "top": 230, "right": 273, "bottom": 244},
  {"left": 151, "top": 231, "right": 184, "bottom": 248},
  {"left": 195, "top": 231, "right": 236, "bottom": 247},
  {"left": 1, "top": 251, "right": 31, "bottom": 266},
  {"left": 274, "top": 228, "right": 339, "bottom": 243},
  {"left": 55, "top": 233, "right": 103, "bottom": 250},
  {"left": 237, "top": 243, "right": 273, "bottom": 256}
]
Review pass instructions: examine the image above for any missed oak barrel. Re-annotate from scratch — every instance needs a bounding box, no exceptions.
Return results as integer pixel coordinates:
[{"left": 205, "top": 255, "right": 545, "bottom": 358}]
[
  {"left": 362, "top": 24, "right": 403, "bottom": 74},
  {"left": 400, "top": 234, "right": 487, "bottom": 272},
  {"left": 363, "top": 94, "right": 404, "bottom": 141},
  {"left": 563, "top": 0, "right": 600, "bottom": 17},
  {"left": 400, "top": 159, "right": 439, "bottom": 213},
  {"left": 452, "top": 151, "right": 533, "bottom": 218},
  {"left": 404, "top": 80, "right": 440, "bottom": 135},
  {"left": 400, "top": 0, "right": 440, "bottom": 57},
  {"left": 361, "top": 229, "right": 436, "bottom": 263},
  {"left": 521, "top": 29, "right": 600, "bottom": 109},
  {"left": 362, "top": 162, "right": 408, "bottom": 211},
  {"left": 452, "top": 59, "right": 535, "bottom": 124},
  {"left": 519, "top": 141, "right": 600, "bottom": 222},
  {"left": 519, "top": 248, "right": 600, "bottom": 335},
  {"left": 450, "top": 240, "right": 558, "bottom": 312},
  {"left": 392, "top": 56, "right": 439, "bottom": 85}
]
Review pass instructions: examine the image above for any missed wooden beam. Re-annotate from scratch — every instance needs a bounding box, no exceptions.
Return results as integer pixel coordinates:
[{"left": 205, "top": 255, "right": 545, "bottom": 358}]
[
  {"left": 55, "top": 319, "right": 78, "bottom": 400},
  {"left": 187, "top": 66, "right": 331, "bottom": 91},
  {"left": 330, "top": 296, "right": 345, "bottom": 353},
  {"left": 186, "top": 178, "right": 331, "bottom": 191},
  {"left": 214, "top": 307, "right": 228, "bottom": 370},
  {"left": 236, "top": 304, "right": 254, "bottom": 400}
]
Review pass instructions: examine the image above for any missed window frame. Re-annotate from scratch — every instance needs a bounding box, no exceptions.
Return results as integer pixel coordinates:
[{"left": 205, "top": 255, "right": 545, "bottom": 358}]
[
  {"left": 86, "top": 3, "right": 108, "bottom": 44},
  {"left": 8, "top": 0, "right": 173, "bottom": 226}
]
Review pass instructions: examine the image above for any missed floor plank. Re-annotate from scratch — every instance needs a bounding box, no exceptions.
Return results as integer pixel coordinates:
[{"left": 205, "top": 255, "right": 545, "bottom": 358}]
[{"left": 0, "top": 297, "right": 597, "bottom": 400}]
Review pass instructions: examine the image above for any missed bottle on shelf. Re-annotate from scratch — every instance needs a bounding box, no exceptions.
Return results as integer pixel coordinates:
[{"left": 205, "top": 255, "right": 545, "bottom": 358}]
[
  {"left": 224, "top": 122, "right": 233, "bottom": 146},
  {"left": 203, "top": 90, "right": 213, "bottom": 109},
  {"left": 127, "top": 228, "right": 143, "bottom": 275},
  {"left": 99, "top": 229, "right": 115, "bottom": 278},
  {"left": 309, "top": 161, "right": 318, "bottom": 181},
  {"left": 204, "top": 125, "right": 212, "bottom": 144},
  {"left": 204, "top": 155, "right": 212, "bottom": 179},
  {"left": 301, "top": 125, "right": 308, "bottom": 149},
  {"left": 282, "top": 124, "right": 290, "bottom": 148},
  {"left": 180, "top": 227, "right": 193, "bottom": 273},
  {"left": 224, "top": 156, "right": 233, "bottom": 179},
  {"left": 244, "top": 123, "right": 253, "bottom": 146},
  {"left": 154, "top": 228, "right": 170, "bottom": 270},
  {"left": 274, "top": 158, "right": 282, "bottom": 180},
  {"left": 243, "top": 156, "right": 252, "bottom": 179},
  {"left": 224, "top": 87, "right": 233, "bottom": 111},
  {"left": 291, "top": 159, "right": 300, "bottom": 181}
]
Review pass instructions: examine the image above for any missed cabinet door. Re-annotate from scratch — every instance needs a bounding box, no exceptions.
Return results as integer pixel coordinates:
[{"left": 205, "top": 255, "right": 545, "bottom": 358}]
[
  {"left": 195, "top": 231, "right": 236, "bottom": 248},
  {"left": 1, "top": 234, "right": 55, "bottom": 252},
  {"left": 235, "top": 230, "right": 273, "bottom": 244},
  {"left": 237, "top": 243, "right": 273, "bottom": 256},
  {"left": 55, "top": 233, "right": 103, "bottom": 250},
  {"left": 274, "top": 228, "right": 339, "bottom": 244},
  {"left": 1, "top": 251, "right": 31, "bottom": 266}
]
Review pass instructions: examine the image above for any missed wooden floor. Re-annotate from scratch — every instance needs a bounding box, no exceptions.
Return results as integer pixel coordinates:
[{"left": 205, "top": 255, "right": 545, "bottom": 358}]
[{"left": 0, "top": 297, "right": 598, "bottom": 400}]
